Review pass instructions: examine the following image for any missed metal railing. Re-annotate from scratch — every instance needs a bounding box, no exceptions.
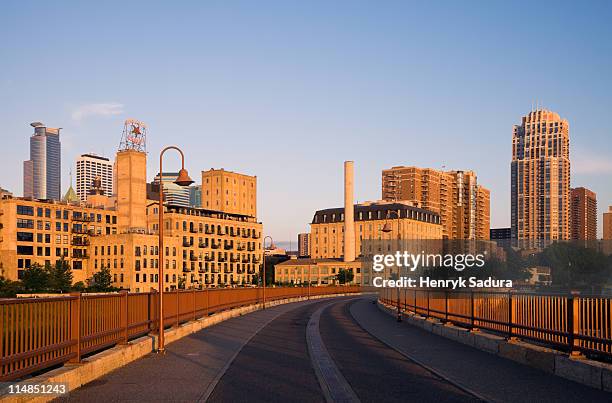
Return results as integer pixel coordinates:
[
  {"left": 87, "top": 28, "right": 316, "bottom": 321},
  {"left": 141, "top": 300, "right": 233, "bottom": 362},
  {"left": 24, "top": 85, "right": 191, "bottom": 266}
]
[
  {"left": 379, "top": 288, "right": 612, "bottom": 359},
  {"left": 0, "top": 285, "right": 361, "bottom": 381}
]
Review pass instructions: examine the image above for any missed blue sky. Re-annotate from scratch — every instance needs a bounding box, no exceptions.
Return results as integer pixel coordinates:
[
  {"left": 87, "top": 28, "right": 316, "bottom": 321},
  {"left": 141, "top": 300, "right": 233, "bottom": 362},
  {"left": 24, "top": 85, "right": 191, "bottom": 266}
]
[{"left": 1, "top": 1, "right": 611, "bottom": 243}]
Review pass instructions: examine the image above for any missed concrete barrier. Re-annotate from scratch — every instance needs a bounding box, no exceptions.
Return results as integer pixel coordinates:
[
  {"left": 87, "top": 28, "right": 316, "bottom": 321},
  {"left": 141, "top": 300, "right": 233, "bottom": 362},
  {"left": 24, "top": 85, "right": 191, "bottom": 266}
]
[
  {"left": 377, "top": 300, "right": 612, "bottom": 392},
  {"left": 1, "top": 292, "right": 362, "bottom": 403}
]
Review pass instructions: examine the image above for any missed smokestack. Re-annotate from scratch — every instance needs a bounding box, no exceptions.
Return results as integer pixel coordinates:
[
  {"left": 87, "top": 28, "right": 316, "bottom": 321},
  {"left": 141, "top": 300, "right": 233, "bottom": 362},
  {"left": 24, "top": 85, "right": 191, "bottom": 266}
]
[{"left": 344, "top": 161, "right": 355, "bottom": 262}]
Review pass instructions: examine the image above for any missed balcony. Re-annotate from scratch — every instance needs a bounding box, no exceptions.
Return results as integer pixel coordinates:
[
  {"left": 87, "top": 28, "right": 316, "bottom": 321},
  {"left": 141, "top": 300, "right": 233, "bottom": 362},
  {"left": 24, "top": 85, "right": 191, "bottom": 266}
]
[
  {"left": 247, "top": 268, "right": 256, "bottom": 274},
  {"left": 253, "top": 232, "right": 260, "bottom": 239},
  {"left": 211, "top": 242, "right": 220, "bottom": 249},
  {"left": 224, "top": 267, "right": 233, "bottom": 274},
  {"left": 218, "top": 229, "right": 226, "bottom": 235},
  {"left": 253, "top": 256, "right": 261, "bottom": 264},
  {"left": 71, "top": 227, "right": 88, "bottom": 234},
  {"left": 230, "top": 256, "right": 240, "bottom": 263},
  {"left": 211, "top": 267, "right": 220, "bottom": 274},
  {"left": 189, "top": 228, "right": 198, "bottom": 234},
  {"left": 242, "top": 257, "right": 250, "bottom": 263},
  {"left": 247, "top": 245, "right": 255, "bottom": 252},
  {"left": 218, "top": 256, "right": 227, "bottom": 262},
  {"left": 223, "top": 242, "right": 233, "bottom": 250},
  {"left": 182, "top": 240, "right": 193, "bottom": 247},
  {"left": 71, "top": 238, "right": 90, "bottom": 246},
  {"left": 72, "top": 215, "right": 92, "bottom": 222},
  {"left": 189, "top": 255, "right": 198, "bottom": 262},
  {"left": 72, "top": 252, "right": 89, "bottom": 259},
  {"left": 204, "top": 255, "right": 214, "bottom": 262},
  {"left": 198, "top": 268, "right": 206, "bottom": 273},
  {"left": 198, "top": 242, "right": 208, "bottom": 248},
  {"left": 237, "top": 245, "right": 246, "bottom": 251},
  {"left": 182, "top": 266, "right": 191, "bottom": 273},
  {"left": 205, "top": 228, "right": 214, "bottom": 235},
  {"left": 241, "top": 232, "right": 250, "bottom": 238}
]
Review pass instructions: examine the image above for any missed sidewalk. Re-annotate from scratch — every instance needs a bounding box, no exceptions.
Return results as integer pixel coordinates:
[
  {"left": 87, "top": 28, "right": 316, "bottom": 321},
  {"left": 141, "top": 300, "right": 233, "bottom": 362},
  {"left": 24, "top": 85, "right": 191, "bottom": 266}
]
[
  {"left": 350, "top": 297, "right": 611, "bottom": 402},
  {"left": 59, "top": 299, "right": 321, "bottom": 402}
]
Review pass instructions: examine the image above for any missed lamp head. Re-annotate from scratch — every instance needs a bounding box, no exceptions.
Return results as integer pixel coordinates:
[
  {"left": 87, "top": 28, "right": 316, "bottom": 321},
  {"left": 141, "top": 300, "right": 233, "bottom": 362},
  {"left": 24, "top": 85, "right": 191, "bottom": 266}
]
[
  {"left": 174, "top": 168, "right": 194, "bottom": 187},
  {"left": 381, "top": 222, "right": 392, "bottom": 233}
]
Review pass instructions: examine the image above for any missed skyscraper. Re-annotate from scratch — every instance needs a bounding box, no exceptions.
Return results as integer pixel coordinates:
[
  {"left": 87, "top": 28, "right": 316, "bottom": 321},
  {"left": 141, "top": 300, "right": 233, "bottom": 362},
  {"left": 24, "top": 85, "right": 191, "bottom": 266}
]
[
  {"left": 189, "top": 185, "right": 202, "bottom": 208},
  {"left": 570, "top": 187, "right": 597, "bottom": 240},
  {"left": 381, "top": 166, "right": 490, "bottom": 239},
  {"left": 511, "top": 109, "right": 570, "bottom": 240},
  {"left": 23, "top": 122, "right": 61, "bottom": 200},
  {"left": 603, "top": 206, "right": 612, "bottom": 240},
  {"left": 152, "top": 172, "right": 191, "bottom": 208},
  {"left": 76, "top": 154, "right": 113, "bottom": 201}
]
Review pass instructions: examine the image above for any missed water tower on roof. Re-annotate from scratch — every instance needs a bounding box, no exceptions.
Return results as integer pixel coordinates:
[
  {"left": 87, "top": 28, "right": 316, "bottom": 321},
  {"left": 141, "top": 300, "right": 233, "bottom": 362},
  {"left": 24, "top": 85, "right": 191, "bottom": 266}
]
[{"left": 119, "top": 119, "right": 147, "bottom": 152}]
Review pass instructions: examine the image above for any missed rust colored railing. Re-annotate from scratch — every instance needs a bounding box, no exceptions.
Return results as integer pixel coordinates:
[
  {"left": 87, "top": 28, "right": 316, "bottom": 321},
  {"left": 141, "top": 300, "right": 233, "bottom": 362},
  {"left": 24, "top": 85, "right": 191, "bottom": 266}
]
[
  {"left": 379, "top": 288, "right": 612, "bottom": 359},
  {"left": 0, "top": 285, "right": 360, "bottom": 381}
]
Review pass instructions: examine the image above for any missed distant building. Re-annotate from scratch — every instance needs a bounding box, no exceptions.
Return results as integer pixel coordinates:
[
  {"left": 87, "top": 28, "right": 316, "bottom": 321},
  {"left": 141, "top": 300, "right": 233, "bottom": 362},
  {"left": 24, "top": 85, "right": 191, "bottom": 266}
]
[
  {"left": 23, "top": 122, "right": 61, "bottom": 200},
  {"left": 201, "top": 169, "right": 256, "bottom": 217},
  {"left": 511, "top": 109, "right": 570, "bottom": 240},
  {"left": 570, "top": 187, "right": 597, "bottom": 240},
  {"left": 152, "top": 172, "right": 191, "bottom": 208},
  {"left": 298, "top": 233, "right": 310, "bottom": 257},
  {"left": 382, "top": 166, "right": 490, "bottom": 240},
  {"left": 0, "top": 186, "right": 12, "bottom": 199},
  {"left": 189, "top": 185, "right": 202, "bottom": 208},
  {"left": 604, "top": 206, "right": 612, "bottom": 240},
  {"left": 76, "top": 154, "right": 113, "bottom": 201},
  {"left": 490, "top": 227, "right": 511, "bottom": 241}
]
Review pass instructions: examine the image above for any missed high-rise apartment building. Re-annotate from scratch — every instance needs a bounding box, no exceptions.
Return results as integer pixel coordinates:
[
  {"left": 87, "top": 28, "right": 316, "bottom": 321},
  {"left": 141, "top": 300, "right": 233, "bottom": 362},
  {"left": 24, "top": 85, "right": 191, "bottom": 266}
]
[
  {"left": 570, "top": 187, "right": 597, "bottom": 240},
  {"left": 201, "top": 169, "right": 257, "bottom": 217},
  {"left": 511, "top": 109, "right": 570, "bottom": 240},
  {"left": 76, "top": 154, "right": 113, "bottom": 201},
  {"left": 298, "top": 233, "right": 310, "bottom": 257},
  {"left": 151, "top": 172, "right": 191, "bottom": 208},
  {"left": 23, "top": 122, "right": 61, "bottom": 201},
  {"left": 603, "top": 206, "right": 612, "bottom": 240},
  {"left": 381, "top": 166, "right": 490, "bottom": 239}
]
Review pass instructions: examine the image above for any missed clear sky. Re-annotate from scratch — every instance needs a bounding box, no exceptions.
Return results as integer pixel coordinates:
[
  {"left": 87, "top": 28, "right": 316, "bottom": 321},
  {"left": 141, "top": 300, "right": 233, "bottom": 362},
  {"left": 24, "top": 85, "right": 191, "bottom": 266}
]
[{"left": 1, "top": 1, "right": 611, "bottom": 244}]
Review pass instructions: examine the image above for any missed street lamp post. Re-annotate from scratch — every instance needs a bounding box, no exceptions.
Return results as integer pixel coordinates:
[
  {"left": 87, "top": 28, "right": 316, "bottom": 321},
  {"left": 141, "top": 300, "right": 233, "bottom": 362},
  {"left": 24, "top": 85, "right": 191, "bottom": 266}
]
[
  {"left": 381, "top": 209, "right": 402, "bottom": 322},
  {"left": 262, "top": 236, "right": 274, "bottom": 309},
  {"left": 157, "top": 146, "right": 193, "bottom": 353}
]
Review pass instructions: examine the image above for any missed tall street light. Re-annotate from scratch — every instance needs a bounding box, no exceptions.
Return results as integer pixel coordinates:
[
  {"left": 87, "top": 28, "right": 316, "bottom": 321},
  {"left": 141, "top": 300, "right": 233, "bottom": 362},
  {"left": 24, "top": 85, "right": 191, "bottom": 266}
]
[
  {"left": 157, "top": 146, "right": 193, "bottom": 353},
  {"left": 381, "top": 209, "right": 402, "bottom": 322},
  {"left": 262, "top": 236, "right": 274, "bottom": 309}
]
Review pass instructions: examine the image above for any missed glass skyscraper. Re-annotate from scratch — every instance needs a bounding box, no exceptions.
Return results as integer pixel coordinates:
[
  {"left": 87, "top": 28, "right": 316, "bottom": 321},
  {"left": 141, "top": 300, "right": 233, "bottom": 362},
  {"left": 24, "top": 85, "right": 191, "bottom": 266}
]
[{"left": 23, "top": 122, "right": 61, "bottom": 200}]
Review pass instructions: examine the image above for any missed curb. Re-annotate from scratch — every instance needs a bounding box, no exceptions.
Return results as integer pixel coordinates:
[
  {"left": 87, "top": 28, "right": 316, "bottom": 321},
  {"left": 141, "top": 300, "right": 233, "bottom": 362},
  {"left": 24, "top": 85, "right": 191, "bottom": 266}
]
[
  {"left": 377, "top": 300, "right": 612, "bottom": 393},
  {"left": 0, "top": 293, "right": 361, "bottom": 403}
]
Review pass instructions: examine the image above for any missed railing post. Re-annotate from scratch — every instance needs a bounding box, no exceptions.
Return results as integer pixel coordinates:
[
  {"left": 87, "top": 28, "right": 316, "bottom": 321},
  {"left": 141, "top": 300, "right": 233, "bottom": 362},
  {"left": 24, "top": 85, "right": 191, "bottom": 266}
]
[
  {"left": 444, "top": 290, "right": 449, "bottom": 323},
  {"left": 568, "top": 291, "right": 582, "bottom": 356},
  {"left": 507, "top": 291, "right": 513, "bottom": 340},
  {"left": 68, "top": 292, "right": 81, "bottom": 363},
  {"left": 149, "top": 287, "right": 157, "bottom": 333},
  {"left": 175, "top": 289, "right": 180, "bottom": 327},
  {"left": 470, "top": 290, "right": 477, "bottom": 331},
  {"left": 120, "top": 290, "right": 129, "bottom": 344},
  {"left": 192, "top": 288, "right": 196, "bottom": 321}
]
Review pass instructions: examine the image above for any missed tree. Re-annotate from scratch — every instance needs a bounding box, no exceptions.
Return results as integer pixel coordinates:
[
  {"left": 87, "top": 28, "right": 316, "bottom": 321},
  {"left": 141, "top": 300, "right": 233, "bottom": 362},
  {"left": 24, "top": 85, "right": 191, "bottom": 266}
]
[
  {"left": 87, "top": 266, "right": 116, "bottom": 292},
  {"left": 21, "top": 263, "right": 49, "bottom": 292},
  {"left": 177, "top": 276, "right": 186, "bottom": 290},
  {"left": 336, "top": 268, "right": 354, "bottom": 285},
  {"left": 0, "top": 277, "right": 23, "bottom": 297},
  {"left": 47, "top": 259, "right": 73, "bottom": 293}
]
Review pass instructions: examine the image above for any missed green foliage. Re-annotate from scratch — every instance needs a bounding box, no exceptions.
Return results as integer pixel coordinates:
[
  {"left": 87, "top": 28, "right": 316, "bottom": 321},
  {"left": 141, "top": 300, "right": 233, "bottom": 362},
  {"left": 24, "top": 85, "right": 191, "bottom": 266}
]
[
  {"left": 87, "top": 266, "right": 118, "bottom": 292},
  {"left": 336, "top": 268, "right": 354, "bottom": 284},
  {"left": 537, "top": 242, "right": 611, "bottom": 290},
  {"left": 46, "top": 259, "right": 73, "bottom": 293},
  {"left": 177, "top": 276, "right": 186, "bottom": 290},
  {"left": 0, "top": 277, "right": 24, "bottom": 297},
  {"left": 21, "top": 263, "right": 50, "bottom": 292}
]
